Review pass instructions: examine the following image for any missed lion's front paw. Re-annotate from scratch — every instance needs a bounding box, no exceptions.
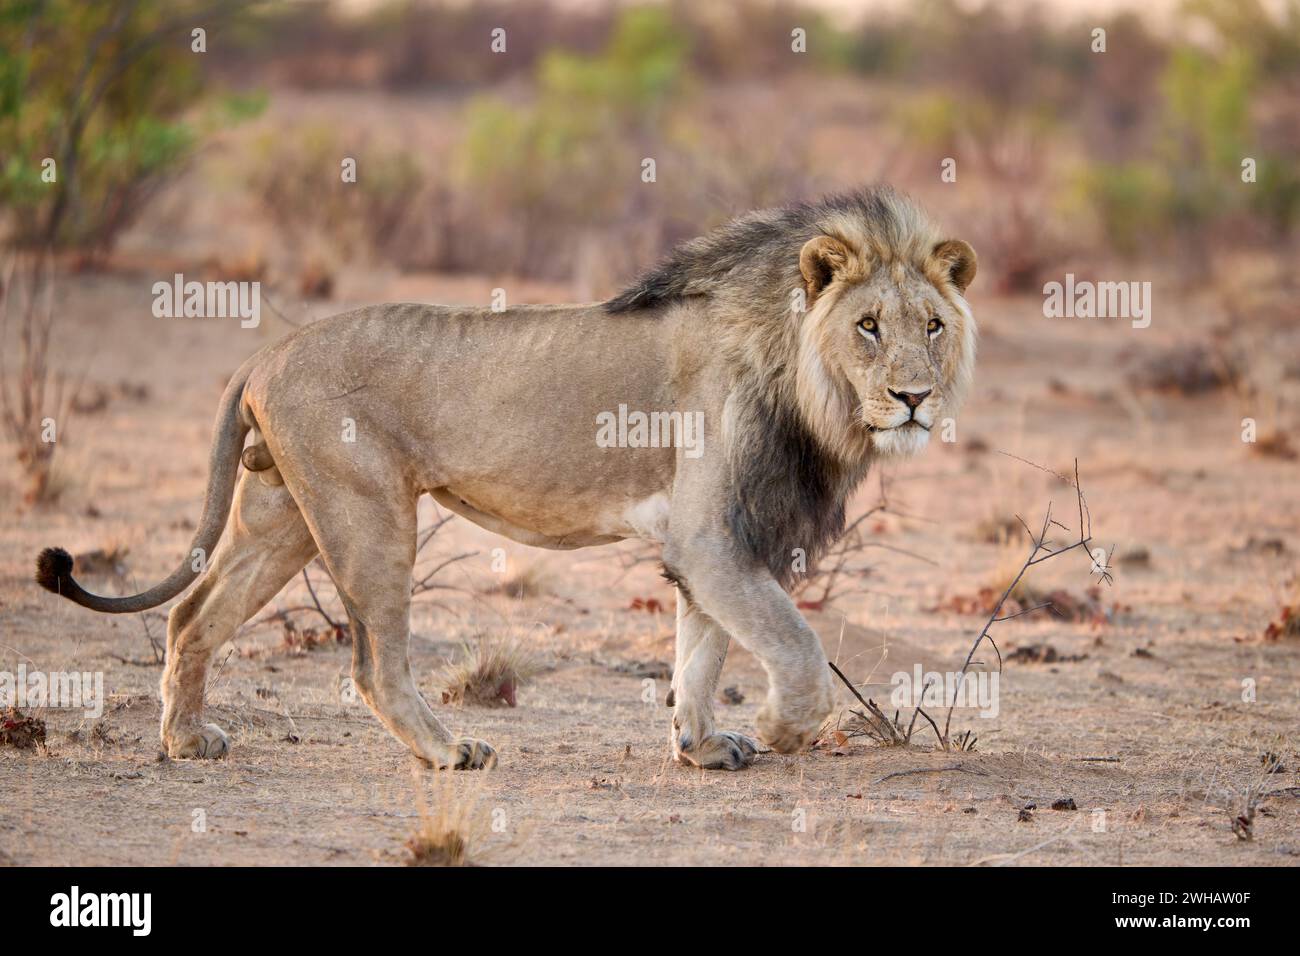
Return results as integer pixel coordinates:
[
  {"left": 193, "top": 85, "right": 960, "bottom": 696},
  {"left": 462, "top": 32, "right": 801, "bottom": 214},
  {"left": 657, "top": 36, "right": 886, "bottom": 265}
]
[
  {"left": 676, "top": 730, "right": 765, "bottom": 770},
  {"left": 441, "top": 737, "right": 497, "bottom": 770},
  {"left": 166, "top": 722, "right": 230, "bottom": 760},
  {"left": 757, "top": 673, "right": 834, "bottom": 754},
  {"left": 756, "top": 708, "right": 820, "bottom": 754}
]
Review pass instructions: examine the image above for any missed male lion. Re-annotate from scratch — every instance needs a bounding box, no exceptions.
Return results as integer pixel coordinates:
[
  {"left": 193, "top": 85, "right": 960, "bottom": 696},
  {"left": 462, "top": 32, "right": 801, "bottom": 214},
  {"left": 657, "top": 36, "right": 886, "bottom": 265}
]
[{"left": 36, "top": 186, "right": 976, "bottom": 771}]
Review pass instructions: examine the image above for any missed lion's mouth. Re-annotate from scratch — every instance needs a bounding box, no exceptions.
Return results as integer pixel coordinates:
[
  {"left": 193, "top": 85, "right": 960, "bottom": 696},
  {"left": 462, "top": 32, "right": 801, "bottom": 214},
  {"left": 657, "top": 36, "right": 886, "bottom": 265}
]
[{"left": 868, "top": 420, "right": 930, "bottom": 434}]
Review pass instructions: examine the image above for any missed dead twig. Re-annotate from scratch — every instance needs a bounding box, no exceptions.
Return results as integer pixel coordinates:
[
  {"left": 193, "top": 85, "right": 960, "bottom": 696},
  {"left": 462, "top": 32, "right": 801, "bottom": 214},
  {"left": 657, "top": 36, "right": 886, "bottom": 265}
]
[
  {"left": 301, "top": 566, "right": 340, "bottom": 631},
  {"left": 828, "top": 660, "right": 941, "bottom": 748},
  {"left": 940, "top": 459, "right": 1111, "bottom": 748},
  {"left": 796, "top": 472, "right": 934, "bottom": 611},
  {"left": 876, "top": 764, "right": 990, "bottom": 784}
]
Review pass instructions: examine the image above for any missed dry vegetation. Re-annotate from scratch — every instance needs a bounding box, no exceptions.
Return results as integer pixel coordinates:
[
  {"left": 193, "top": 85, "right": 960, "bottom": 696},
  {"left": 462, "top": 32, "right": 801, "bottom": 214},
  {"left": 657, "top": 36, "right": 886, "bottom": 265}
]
[
  {"left": 0, "top": 256, "right": 76, "bottom": 504},
  {"left": 440, "top": 634, "right": 544, "bottom": 708},
  {"left": 826, "top": 465, "right": 1115, "bottom": 754},
  {"left": 403, "top": 768, "right": 487, "bottom": 867}
]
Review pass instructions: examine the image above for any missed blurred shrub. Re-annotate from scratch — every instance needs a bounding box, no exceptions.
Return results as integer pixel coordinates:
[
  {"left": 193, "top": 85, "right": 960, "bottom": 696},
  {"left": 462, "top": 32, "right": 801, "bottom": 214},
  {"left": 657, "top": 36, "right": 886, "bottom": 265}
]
[
  {"left": 186, "top": 0, "right": 1300, "bottom": 280},
  {"left": 212, "top": 0, "right": 850, "bottom": 90},
  {"left": 452, "top": 6, "right": 690, "bottom": 278},
  {"left": 1152, "top": 46, "right": 1252, "bottom": 269},
  {"left": 1074, "top": 13, "right": 1167, "bottom": 162},
  {"left": 899, "top": 0, "right": 1084, "bottom": 115},
  {"left": 1079, "top": 34, "right": 1298, "bottom": 261},
  {"left": 211, "top": 0, "right": 615, "bottom": 89},
  {"left": 1184, "top": 0, "right": 1300, "bottom": 77},
  {"left": 239, "top": 7, "right": 710, "bottom": 281},
  {"left": 898, "top": 89, "right": 1065, "bottom": 292},
  {"left": 247, "top": 123, "right": 431, "bottom": 267},
  {"left": 449, "top": 5, "right": 830, "bottom": 281},
  {"left": 1077, "top": 162, "right": 1171, "bottom": 257},
  {"left": 459, "top": 7, "right": 685, "bottom": 196},
  {"left": 878, "top": 0, "right": 1299, "bottom": 271},
  {"left": 681, "top": 0, "right": 853, "bottom": 77},
  {"left": 1251, "top": 154, "right": 1300, "bottom": 240},
  {"left": 0, "top": 1, "right": 258, "bottom": 255}
]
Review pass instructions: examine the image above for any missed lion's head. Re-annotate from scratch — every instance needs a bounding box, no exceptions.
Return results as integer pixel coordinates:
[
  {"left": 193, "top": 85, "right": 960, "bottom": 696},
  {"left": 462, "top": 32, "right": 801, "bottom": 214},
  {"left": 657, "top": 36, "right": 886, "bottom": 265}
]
[{"left": 796, "top": 225, "right": 976, "bottom": 460}]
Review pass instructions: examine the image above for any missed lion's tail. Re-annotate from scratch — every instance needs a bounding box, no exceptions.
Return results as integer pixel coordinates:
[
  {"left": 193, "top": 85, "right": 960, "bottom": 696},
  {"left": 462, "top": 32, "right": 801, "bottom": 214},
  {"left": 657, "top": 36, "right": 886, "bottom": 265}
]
[{"left": 35, "top": 354, "right": 260, "bottom": 614}]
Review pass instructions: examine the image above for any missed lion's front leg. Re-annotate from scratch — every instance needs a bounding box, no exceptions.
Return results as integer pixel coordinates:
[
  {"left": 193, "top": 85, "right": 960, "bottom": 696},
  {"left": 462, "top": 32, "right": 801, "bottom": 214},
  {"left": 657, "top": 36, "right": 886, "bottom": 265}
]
[
  {"left": 669, "top": 592, "right": 764, "bottom": 770},
  {"left": 664, "top": 537, "right": 833, "bottom": 756}
]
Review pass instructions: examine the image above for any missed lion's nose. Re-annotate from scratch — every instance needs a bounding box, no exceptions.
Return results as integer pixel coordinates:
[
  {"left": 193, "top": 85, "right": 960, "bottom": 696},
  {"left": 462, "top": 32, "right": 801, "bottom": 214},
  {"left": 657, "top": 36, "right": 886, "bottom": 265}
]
[{"left": 889, "top": 388, "right": 932, "bottom": 411}]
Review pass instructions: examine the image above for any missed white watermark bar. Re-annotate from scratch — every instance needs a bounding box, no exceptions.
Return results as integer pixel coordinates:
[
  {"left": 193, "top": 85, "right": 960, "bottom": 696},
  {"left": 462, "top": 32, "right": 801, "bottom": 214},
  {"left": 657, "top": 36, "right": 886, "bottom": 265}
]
[{"left": 0, "top": 664, "right": 104, "bottom": 718}]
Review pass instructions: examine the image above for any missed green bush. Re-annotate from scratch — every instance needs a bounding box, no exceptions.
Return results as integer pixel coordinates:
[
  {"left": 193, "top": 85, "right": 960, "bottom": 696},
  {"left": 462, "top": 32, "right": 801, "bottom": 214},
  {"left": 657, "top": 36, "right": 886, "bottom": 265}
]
[
  {"left": 1078, "top": 162, "right": 1172, "bottom": 256},
  {"left": 1081, "top": 42, "right": 1274, "bottom": 253},
  {"left": 0, "top": 1, "right": 257, "bottom": 253},
  {"left": 454, "top": 6, "right": 690, "bottom": 273},
  {"left": 247, "top": 123, "right": 426, "bottom": 260}
]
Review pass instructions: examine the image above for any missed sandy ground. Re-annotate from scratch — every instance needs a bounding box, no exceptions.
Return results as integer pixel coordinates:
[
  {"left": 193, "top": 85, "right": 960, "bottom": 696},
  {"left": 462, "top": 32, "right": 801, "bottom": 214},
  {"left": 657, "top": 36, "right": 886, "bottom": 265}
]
[{"left": 2, "top": 258, "right": 1298, "bottom": 867}]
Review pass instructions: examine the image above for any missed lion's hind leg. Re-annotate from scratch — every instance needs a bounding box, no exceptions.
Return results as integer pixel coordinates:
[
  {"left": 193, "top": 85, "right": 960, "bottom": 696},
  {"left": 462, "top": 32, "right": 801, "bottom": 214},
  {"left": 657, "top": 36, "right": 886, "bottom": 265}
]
[
  {"left": 669, "top": 591, "right": 764, "bottom": 770},
  {"left": 160, "top": 472, "right": 318, "bottom": 758},
  {"left": 296, "top": 484, "right": 496, "bottom": 770}
]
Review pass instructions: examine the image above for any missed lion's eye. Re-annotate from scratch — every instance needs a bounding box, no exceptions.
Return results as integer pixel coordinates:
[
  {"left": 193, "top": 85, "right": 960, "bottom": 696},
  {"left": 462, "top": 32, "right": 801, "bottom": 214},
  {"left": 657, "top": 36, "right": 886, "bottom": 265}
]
[
  {"left": 927, "top": 317, "right": 944, "bottom": 338},
  {"left": 858, "top": 315, "right": 879, "bottom": 338}
]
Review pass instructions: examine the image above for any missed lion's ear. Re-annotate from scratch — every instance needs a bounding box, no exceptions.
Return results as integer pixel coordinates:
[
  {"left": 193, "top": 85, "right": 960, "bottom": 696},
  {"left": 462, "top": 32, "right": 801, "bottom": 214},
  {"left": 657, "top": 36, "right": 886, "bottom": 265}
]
[
  {"left": 799, "top": 235, "right": 852, "bottom": 304},
  {"left": 931, "top": 239, "right": 977, "bottom": 293}
]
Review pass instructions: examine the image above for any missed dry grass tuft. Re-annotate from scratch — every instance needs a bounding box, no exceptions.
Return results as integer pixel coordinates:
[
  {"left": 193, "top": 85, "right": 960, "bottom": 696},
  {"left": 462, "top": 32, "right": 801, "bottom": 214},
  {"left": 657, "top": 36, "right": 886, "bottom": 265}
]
[
  {"left": 1251, "top": 428, "right": 1297, "bottom": 461},
  {"left": 440, "top": 634, "right": 542, "bottom": 707},
  {"left": 278, "top": 616, "right": 349, "bottom": 655},
  {"left": 825, "top": 661, "right": 944, "bottom": 751},
  {"left": 1263, "top": 604, "right": 1300, "bottom": 642},
  {"left": 405, "top": 825, "right": 471, "bottom": 866},
  {"left": 480, "top": 562, "right": 554, "bottom": 600},
  {"left": 833, "top": 703, "right": 914, "bottom": 749},
  {"left": 1230, "top": 754, "right": 1287, "bottom": 842},
  {"left": 0, "top": 708, "right": 47, "bottom": 750},
  {"left": 404, "top": 769, "right": 484, "bottom": 867},
  {"left": 1127, "top": 341, "right": 1240, "bottom": 396},
  {"left": 1262, "top": 577, "right": 1300, "bottom": 642},
  {"left": 971, "top": 515, "right": 1023, "bottom": 545}
]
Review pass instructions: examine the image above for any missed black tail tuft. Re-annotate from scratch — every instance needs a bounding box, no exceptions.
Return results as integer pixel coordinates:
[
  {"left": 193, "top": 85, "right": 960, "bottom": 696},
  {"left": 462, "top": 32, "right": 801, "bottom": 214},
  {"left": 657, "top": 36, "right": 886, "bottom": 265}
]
[{"left": 35, "top": 546, "right": 75, "bottom": 595}]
